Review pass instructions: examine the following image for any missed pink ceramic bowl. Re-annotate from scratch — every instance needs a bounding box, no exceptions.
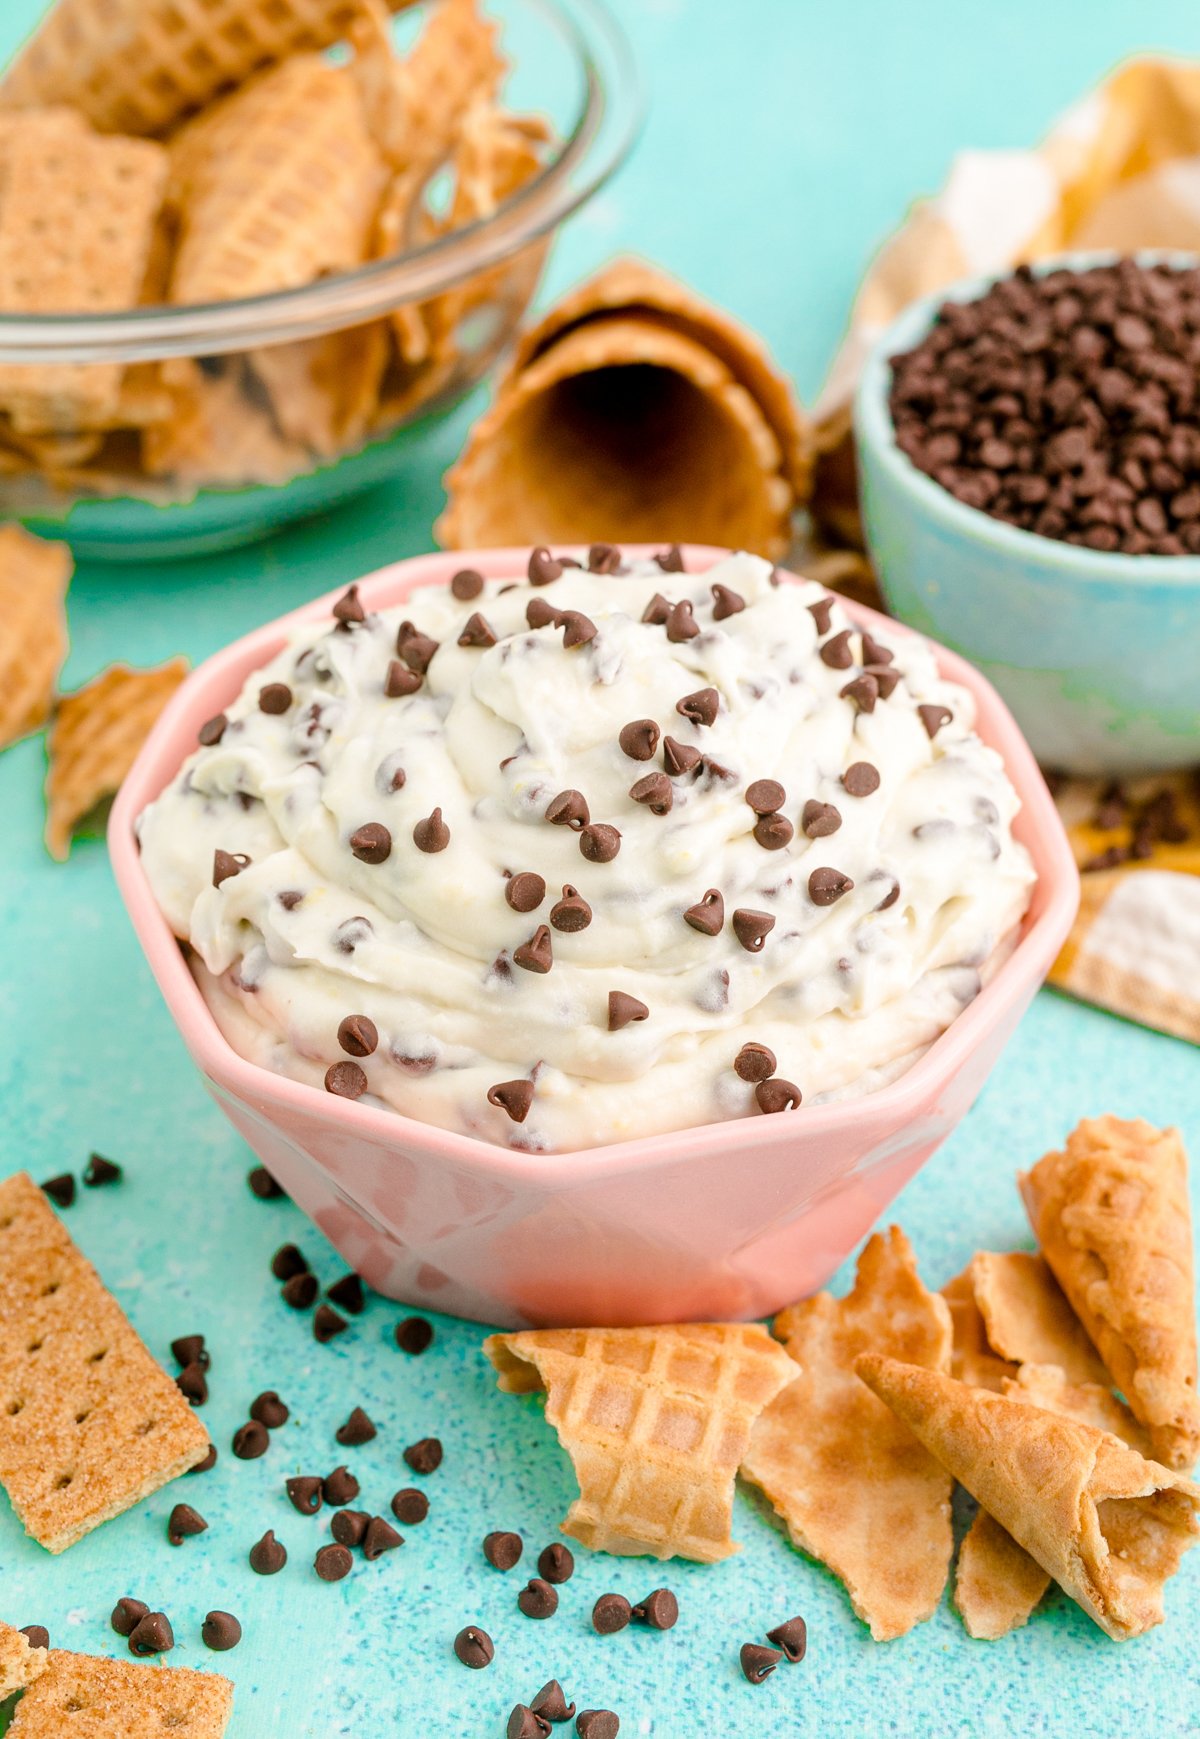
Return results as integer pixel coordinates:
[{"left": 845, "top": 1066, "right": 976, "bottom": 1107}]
[{"left": 109, "top": 546, "right": 1080, "bottom": 1329}]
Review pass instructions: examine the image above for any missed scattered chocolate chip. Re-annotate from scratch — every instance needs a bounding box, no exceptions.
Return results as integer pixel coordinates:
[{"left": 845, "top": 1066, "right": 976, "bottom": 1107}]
[
  {"left": 391, "top": 1488, "right": 429, "bottom": 1525},
  {"left": 335, "top": 1406, "right": 375, "bottom": 1448},
  {"left": 754, "top": 812, "right": 794, "bottom": 850},
  {"left": 655, "top": 544, "right": 685, "bottom": 572},
  {"left": 711, "top": 582, "right": 745, "bottom": 620},
  {"left": 167, "top": 1503, "right": 207, "bottom": 1545},
  {"left": 458, "top": 611, "right": 498, "bottom": 649},
  {"left": 313, "top": 1303, "right": 348, "bottom": 1344},
  {"left": 618, "top": 718, "right": 659, "bottom": 761},
  {"left": 111, "top": 1597, "right": 149, "bottom": 1638},
  {"left": 362, "top": 1515, "right": 402, "bottom": 1560},
  {"left": 579, "top": 823, "right": 621, "bottom": 863},
  {"left": 675, "top": 686, "right": 719, "bottom": 727},
  {"left": 808, "top": 867, "right": 854, "bottom": 906},
  {"left": 588, "top": 542, "right": 622, "bottom": 573},
  {"left": 842, "top": 761, "right": 881, "bottom": 797},
  {"left": 248, "top": 1166, "right": 282, "bottom": 1199},
  {"left": 546, "top": 788, "right": 590, "bottom": 829},
  {"left": 684, "top": 888, "right": 724, "bottom": 934},
  {"left": 314, "top": 1543, "right": 352, "bottom": 1582},
  {"left": 259, "top": 682, "right": 292, "bottom": 714},
  {"left": 532, "top": 1681, "right": 577, "bottom": 1722},
  {"left": 576, "top": 1714, "right": 619, "bottom": 1739},
  {"left": 175, "top": 1362, "right": 208, "bottom": 1406},
  {"left": 82, "top": 1152, "right": 121, "bottom": 1187},
  {"left": 198, "top": 712, "right": 227, "bottom": 746},
  {"left": 484, "top": 1530, "right": 524, "bottom": 1570},
  {"left": 641, "top": 592, "right": 672, "bottom": 624},
  {"left": 663, "top": 735, "right": 701, "bottom": 776},
  {"left": 350, "top": 822, "right": 391, "bottom": 864},
  {"left": 385, "top": 659, "right": 421, "bottom": 698},
  {"left": 527, "top": 596, "right": 563, "bottom": 630},
  {"left": 756, "top": 1078, "right": 802, "bottom": 1114},
  {"left": 591, "top": 1592, "right": 632, "bottom": 1634},
  {"left": 18, "top": 1626, "right": 48, "bottom": 1651},
  {"left": 528, "top": 547, "right": 563, "bottom": 585},
  {"left": 918, "top": 703, "right": 953, "bottom": 739},
  {"left": 607, "top": 991, "right": 649, "bottom": 1032},
  {"left": 323, "top": 1465, "right": 359, "bottom": 1506},
  {"left": 249, "top": 1529, "right": 287, "bottom": 1574},
  {"left": 395, "top": 1316, "right": 433, "bottom": 1355},
  {"left": 550, "top": 885, "right": 592, "bottom": 932},
  {"left": 875, "top": 876, "right": 902, "bottom": 911},
  {"left": 488, "top": 1079, "right": 534, "bottom": 1123},
  {"left": 537, "top": 1542, "right": 575, "bottom": 1584},
  {"left": 451, "top": 567, "right": 485, "bottom": 600},
  {"left": 281, "top": 1270, "right": 319, "bottom": 1309},
  {"left": 129, "top": 1612, "right": 174, "bottom": 1657},
  {"left": 396, "top": 623, "right": 439, "bottom": 674},
  {"left": 507, "top": 871, "right": 546, "bottom": 913},
  {"left": 331, "top": 1508, "right": 370, "bottom": 1547},
  {"left": 454, "top": 1624, "right": 494, "bottom": 1669},
  {"left": 629, "top": 771, "right": 673, "bottom": 814},
  {"left": 324, "top": 1061, "right": 368, "bottom": 1101},
  {"left": 866, "top": 662, "right": 901, "bottom": 699},
  {"left": 332, "top": 584, "right": 365, "bottom": 626},
  {"left": 232, "top": 1420, "right": 269, "bottom": 1460},
  {"left": 508, "top": 1706, "right": 551, "bottom": 1739},
  {"left": 819, "top": 627, "right": 855, "bottom": 669},
  {"left": 665, "top": 599, "right": 700, "bottom": 641},
  {"left": 213, "top": 849, "right": 250, "bottom": 890},
  {"left": 560, "top": 609, "right": 598, "bottom": 648},
  {"left": 514, "top": 925, "right": 554, "bottom": 975},
  {"left": 404, "top": 1437, "right": 443, "bottom": 1475},
  {"left": 860, "top": 631, "right": 894, "bottom": 667},
  {"left": 766, "top": 1615, "right": 808, "bottom": 1662},
  {"left": 840, "top": 673, "right": 879, "bottom": 713},
  {"left": 250, "top": 1390, "right": 289, "bottom": 1429},
  {"left": 201, "top": 1611, "right": 241, "bottom": 1652},
  {"left": 734, "top": 1042, "right": 776, "bottom": 1083},
  {"left": 189, "top": 1445, "right": 218, "bottom": 1474},
  {"left": 327, "top": 1273, "right": 365, "bottom": 1315},
  {"left": 337, "top": 1016, "right": 378, "bottom": 1058},
  {"left": 271, "top": 1243, "right": 309, "bottom": 1282},
  {"left": 740, "top": 1642, "right": 783, "bottom": 1683},
  {"left": 286, "top": 1476, "right": 324, "bottom": 1516},
  {"left": 807, "top": 595, "right": 835, "bottom": 634},
  {"left": 410, "top": 807, "right": 450, "bottom": 854},
  {"left": 801, "top": 799, "right": 841, "bottom": 838},
  {"left": 746, "top": 778, "right": 786, "bottom": 814},
  {"left": 732, "top": 908, "right": 775, "bottom": 952},
  {"left": 518, "top": 1578, "right": 558, "bottom": 1619},
  {"left": 631, "top": 1588, "right": 678, "bottom": 1630}
]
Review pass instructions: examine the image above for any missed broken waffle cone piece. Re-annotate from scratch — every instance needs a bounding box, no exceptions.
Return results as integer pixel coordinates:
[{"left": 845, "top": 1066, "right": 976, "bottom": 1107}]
[
  {"left": 250, "top": 322, "right": 390, "bottom": 460},
  {"left": 45, "top": 656, "right": 188, "bottom": 860},
  {"left": 439, "top": 313, "right": 794, "bottom": 558},
  {"left": 484, "top": 1323, "right": 796, "bottom": 1562},
  {"left": 142, "top": 359, "right": 309, "bottom": 489},
  {"left": 6, "top": 1651, "right": 232, "bottom": 1737},
  {"left": 0, "top": 524, "right": 71, "bottom": 750},
  {"left": 941, "top": 1266, "right": 1018, "bottom": 1392},
  {"left": 741, "top": 1228, "right": 954, "bottom": 1641},
  {"left": 859, "top": 1355, "right": 1200, "bottom": 1640},
  {"left": 350, "top": 0, "right": 506, "bottom": 173},
  {"left": 1020, "top": 1116, "right": 1200, "bottom": 1470},
  {"left": 970, "top": 1250, "right": 1108, "bottom": 1387},
  {"left": 0, "top": 1621, "right": 48, "bottom": 1699}
]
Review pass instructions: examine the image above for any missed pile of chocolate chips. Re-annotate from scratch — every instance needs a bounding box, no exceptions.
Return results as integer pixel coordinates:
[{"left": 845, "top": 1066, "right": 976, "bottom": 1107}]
[{"left": 889, "top": 259, "right": 1200, "bottom": 554}]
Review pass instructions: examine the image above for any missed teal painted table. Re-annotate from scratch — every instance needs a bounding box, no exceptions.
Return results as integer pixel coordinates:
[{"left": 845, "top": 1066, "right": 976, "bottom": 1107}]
[{"left": 2, "top": 4, "right": 1199, "bottom": 1734}]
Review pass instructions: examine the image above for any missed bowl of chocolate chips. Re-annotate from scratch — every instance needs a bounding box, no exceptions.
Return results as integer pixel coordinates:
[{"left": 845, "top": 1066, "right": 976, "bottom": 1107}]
[{"left": 855, "top": 253, "right": 1200, "bottom": 775}]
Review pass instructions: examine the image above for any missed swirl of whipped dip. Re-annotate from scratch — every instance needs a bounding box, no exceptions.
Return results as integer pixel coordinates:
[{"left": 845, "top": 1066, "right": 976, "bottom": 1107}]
[{"left": 138, "top": 547, "right": 1035, "bottom": 1152}]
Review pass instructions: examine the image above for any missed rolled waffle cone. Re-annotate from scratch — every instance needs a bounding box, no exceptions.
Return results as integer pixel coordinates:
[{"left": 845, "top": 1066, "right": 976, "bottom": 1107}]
[
  {"left": 0, "top": 0, "right": 415, "bottom": 137},
  {"left": 0, "top": 524, "right": 72, "bottom": 750},
  {"left": 484, "top": 1323, "right": 797, "bottom": 1562},
  {"left": 169, "top": 57, "right": 385, "bottom": 306},
  {"left": 1020, "top": 1116, "right": 1200, "bottom": 1470},
  {"left": 859, "top": 1355, "right": 1200, "bottom": 1641}
]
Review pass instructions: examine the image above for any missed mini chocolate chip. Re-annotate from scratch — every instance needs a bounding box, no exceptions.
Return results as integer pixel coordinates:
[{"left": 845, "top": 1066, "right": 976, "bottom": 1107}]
[
  {"left": 537, "top": 1541, "right": 575, "bottom": 1584},
  {"left": 840, "top": 673, "right": 880, "bottom": 713},
  {"left": 675, "top": 686, "right": 719, "bottom": 727},
  {"left": 337, "top": 1015, "right": 378, "bottom": 1059},
  {"left": 327, "top": 1273, "right": 365, "bottom": 1315},
  {"left": 332, "top": 584, "right": 365, "bottom": 625},
  {"left": 484, "top": 1530, "right": 524, "bottom": 1570},
  {"left": 665, "top": 599, "right": 700, "bottom": 641},
  {"left": 579, "top": 823, "right": 621, "bottom": 863},
  {"left": 918, "top": 703, "right": 953, "bottom": 738},
  {"left": 250, "top": 1390, "right": 289, "bottom": 1429},
  {"left": 518, "top": 1577, "right": 558, "bottom": 1619},
  {"left": 641, "top": 592, "right": 672, "bottom": 624},
  {"left": 385, "top": 659, "right": 421, "bottom": 698},
  {"left": 167, "top": 1503, "right": 207, "bottom": 1545},
  {"left": 619, "top": 718, "right": 659, "bottom": 760},
  {"left": 314, "top": 1543, "right": 352, "bottom": 1582},
  {"left": 363, "top": 1515, "right": 402, "bottom": 1560},
  {"left": 331, "top": 1509, "right": 370, "bottom": 1547},
  {"left": 734, "top": 1042, "right": 776, "bottom": 1083},
  {"left": 287, "top": 1476, "right": 324, "bottom": 1516},
  {"left": 271, "top": 1243, "right": 309, "bottom": 1281},
  {"left": 576, "top": 1714, "right": 619, "bottom": 1739},
  {"left": 201, "top": 1611, "right": 241, "bottom": 1652},
  {"left": 711, "top": 582, "right": 745, "bottom": 620},
  {"left": 396, "top": 623, "right": 439, "bottom": 674},
  {"left": 458, "top": 611, "right": 498, "bottom": 648},
  {"left": 514, "top": 925, "right": 553, "bottom": 974},
  {"left": 451, "top": 567, "right": 485, "bottom": 600},
  {"left": 808, "top": 867, "right": 854, "bottom": 906},
  {"left": 454, "top": 1625, "right": 494, "bottom": 1668},
  {"left": 629, "top": 771, "right": 673, "bottom": 814},
  {"left": 663, "top": 735, "right": 702, "bottom": 776},
  {"left": 111, "top": 1598, "right": 149, "bottom": 1637},
  {"left": 129, "top": 1612, "right": 174, "bottom": 1657},
  {"left": 588, "top": 542, "right": 622, "bottom": 572},
  {"left": 732, "top": 908, "right": 775, "bottom": 951},
  {"left": 278, "top": 888, "right": 305, "bottom": 909},
  {"left": 175, "top": 1362, "right": 208, "bottom": 1406},
  {"left": 842, "top": 761, "right": 880, "bottom": 797},
  {"left": 324, "top": 1061, "right": 368, "bottom": 1100},
  {"left": 488, "top": 1079, "right": 534, "bottom": 1123},
  {"left": 249, "top": 1530, "right": 287, "bottom": 1574},
  {"left": 529, "top": 547, "right": 563, "bottom": 585},
  {"left": 546, "top": 788, "right": 590, "bottom": 829},
  {"left": 746, "top": 778, "right": 786, "bottom": 814},
  {"left": 323, "top": 1465, "right": 359, "bottom": 1506},
  {"left": 336, "top": 1406, "right": 376, "bottom": 1447},
  {"left": 413, "top": 807, "right": 451, "bottom": 853},
  {"left": 404, "top": 1437, "right": 443, "bottom": 1474},
  {"left": 189, "top": 1444, "right": 217, "bottom": 1474},
  {"left": 757, "top": 1078, "right": 802, "bottom": 1114},
  {"left": 866, "top": 662, "right": 901, "bottom": 699},
  {"left": 819, "top": 627, "right": 854, "bottom": 668},
  {"left": 560, "top": 609, "right": 598, "bottom": 648},
  {"left": 550, "top": 885, "right": 592, "bottom": 931},
  {"left": 801, "top": 799, "right": 842, "bottom": 838},
  {"left": 808, "top": 595, "right": 835, "bottom": 634},
  {"left": 766, "top": 1615, "right": 808, "bottom": 1662},
  {"left": 754, "top": 813, "right": 794, "bottom": 850},
  {"left": 18, "top": 1626, "right": 48, "bottom": 1651},
  {"left": 198, "top": 712, "right": 227, "bottom": 746},
  {"left": 212, "top": 849, "right": 249, "bottom": 888},
  {"left": 684, "top": 889, "right": 724, "bottom": 934},
  {"left": 248, "top": 1165, "right": 282, "bottom": 1199},
  {"left": 508, "top": 1707, "right": 551, "bottom": 1739},
  {"left": 655, "top": 544, "right": 685, "bottom": 572},
  {"left": 282, "top": 1271, "right": 318, "bottom": 1308},
  {"left": 631, "top": 1588, "right": 678, "bottom": 1630},
  {"left": 259, "top": 682, "right": 292, "bottom": 714},
  {"left": 740, "top": 1642, "right": 783, "bottom": 1683},
  {"left": 591, "top": 1592, "right": 631, "bottom": 1634},
  {"left": 875, "top": 876, "right": 901, "bottom": 911},
  {"left": 350, "top": 822, "right": 391, "bottom": 864},
  {"left": 395, "top": 1316, "right": 434, "bottom": 1355},
  {"left": 391, "top": 1488, "right": 429, "bottom": 1525},
  {"left": 507, "top": 871, "right": 546, "bottom": 913},
  {"left": 860, "top": 631, "right": 894, "bottom": 667},
  {"left": 527, "top": 597, "right": 564, "bottom": 630},
  {"left": 532, "top": 1681, "right": 577, "bottom": 1722},
  {"left": 608, "top": 991, "right": 649, "bottom": 1032},
  {"left": 83, "top": 1152, "right": 121, "bottom": 1187},
  {"left": 313, "top": 1303, "right": 348, "bottom": 1344},
  {"left": 232, "top": 1420, "right": 269, "bottom": 1459}
]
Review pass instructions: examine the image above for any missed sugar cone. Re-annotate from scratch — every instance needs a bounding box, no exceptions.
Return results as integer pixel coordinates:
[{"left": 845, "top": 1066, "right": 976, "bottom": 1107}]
[
  {"left": 859, "top": 1355, "right": 1200, "bottom": 1640},
  {"left": 1020, "top": 1116, "right": 1200, "bottom": 1470}
]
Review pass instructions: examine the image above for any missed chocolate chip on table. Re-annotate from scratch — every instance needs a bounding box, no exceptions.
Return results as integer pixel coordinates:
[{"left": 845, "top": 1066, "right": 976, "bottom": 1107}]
[
  {"left": 281, "top": 1272, "right": 318, "bottom": 1311},
  {"left": 684, "top": 888, "right": 724, "bottom": 934},
  {"left": 808, "top": 867, "right": 854, "bottom": 906},
  {"left": 766, "top": 1615, "right": 808, "bottom": 1662},
  {"left": 550, "top": 886, "right": 592, "bottom": 932},
  {"left": 532, "top": 1681, "right": 576, "bottom": 1722},
  {"left": 336, "top": 1405, "right": 376, "bottom": 1446},
  {"left": 111, "top": 1597, "right": 149, "bottom": 1638},
  {"left": 483, "top": 1530, "right": 523, "bottom": 1570},
  {"left": 675, "top": 686, "right": 719, "bottom": 727},
  {"left": 842, "top": 761, "right": 881, "bottom": 798},
  {"left": 337, "top": 1016, "right": 378, "bottom": 1059},
  {"left": 18, "top": 1626, "right": 48, "bottom": 1651},
  {"left": 663, "top": 735, "right": 701, "bottom": 776},
  {"left": 579, "top": 823, "right": 621, "bottom": 863},
  {"left": 732, "top": 908, "right": 775, "bottom": 952},
  {"left": 314, "top": 1543, "right": 353, "bottom": 1582},
  {"left": 250, "top": 1391, "right": 289, "bottom": 1429},
  {"left": 488, "top": 1080, "right": 534, "bottom": 1123},
  {"left": 757, "top": 1078, "right": 803, "bottom": 1114},
  {"left": 175, "top": 1362, "right": 208, "bottom": 1406},
  {"left": 618, "top": 718, "right": 659, "bottom": 761},
  {"left": 711, "top": 582, "right": 745, "bottom": 619},
  {"left": 629, "top": 771, "right": 673, "bottom": 814},
  {"left": 545, "top": 788, "right": 590, "bottom": 829},
  {"left": 83, "top": 1152, "right": 121, "bottom": 1187},
  {"left": 740, "top": 1642, "right": 783, "bottom": 1683},
  {"left": 458, "top": 611, "right": 498, "bottom": 648},
  {"left": 391, "top": 1488, "right": 429, "bottom": 1525},
  {"left": 212, "top": 848, "right": 249, "bottom": 888},
  {"left": 518, "top": 1578, "right": 559, "bottom": 1619},
  {"left": 327, "top": 1273, "right": 365, "bottom": 1315},
  {"left": 528, "top": 546, "right": 563, "bottom": 585},
  {"left": 249, "top": 1530, "right": 287, "bottom": 1574},
  {"left": 385, "top": 659, "right": 421, "bottom": 698},
  {"left": 514, "top": 925, "right": 554, "bottom": 974},
  {"left": 41, "top": 1174, "right": 75, "bottom": 1208},
  {"left": 271, "top": 1244, "right": 309, "bottom": 1282},
  {"left": 591, "top": 1592, "right": 631, "bottom": 1634},
  {"left": 171, "top": 1333, "right": 208, "bottom": 1370},
  {"left": 537, "top": 1542, "right": 575, "bottom": 1584},
  {"left": 506, "top": 871, "right": 547, "bottom": 913},
  {"left": 167, "top": 1502, "right": 207, "bottom": 1546},
  {"left": 404, "top": 1437, "right": 443, "bottom": 1475},
  {"left": 918, "top": 703, "right": 953, "bottom": 739},
  {"left": 801, "top": 799, "right": 841, "bottom": 838},
  {"left": 198, "top": 712, "right": 227, "bottom": 746},
  {"left": 453, "top": 1625, "right": 494, "bottom": 1669},
  {"left": 754, "top": 812, "right": 794, "bottom": 850},
  {"left": 189, "top": 1444, "right": 218, "bottom": 1474},
  {"left": 248, "top": 1166, "right": 283, "bottom": 1199},
  {"left": 313, "top": 1304, "right": 348, "bottom": 1344},
  {"left": 508, "top": 1707, "right": 551, "bottom": 1739},
  {"left": 232, "top": 1420, "right": 269, "bottom": 1460},
  {"left": 331, "top": 1509, "right": 370, "bottom": 1547},
  {"left": 362, "top": 1516, "right": 403, "bottom": 1561},
  {"left": 413, "top": 808, "right": 451, "bottom": 853},
  {"left": 324, "top": 1061, "right": 368, "bottom": 1101},
  {"left": 259, "top": 682, "right": 292, "bottom": 714},
  {"left": 286, "top": 1476, "right": 324, "bottom": 1516},
  {"left": 129, "top": 1612, "right": 174, "bottom": 1657},
  {"left": 576, "top": 1715, "right": 620, "bottom": 1739},
  {"left": 631, "top": 1588, "right": 678, "bottom": 1630},
  {"left": 395, "top": 1316, "right": 433, "bottom": 1355},
  {"left": 323, "top": 1466, "right": 359, "bottom": 1506},
  {"left": 350, "top": 822, "right": 391, "bottom": 864},
  {"left": 332, "top": 584, "right": 365, "bottom": 626},
  {"left": 201, "top": 1611, "right": 241, "bottom": 1653}
]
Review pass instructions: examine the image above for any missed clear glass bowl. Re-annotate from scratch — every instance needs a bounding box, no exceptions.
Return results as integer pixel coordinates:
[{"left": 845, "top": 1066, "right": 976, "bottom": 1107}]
[{"left": 0, "top": 0, "right": 641, "bottom": 560}]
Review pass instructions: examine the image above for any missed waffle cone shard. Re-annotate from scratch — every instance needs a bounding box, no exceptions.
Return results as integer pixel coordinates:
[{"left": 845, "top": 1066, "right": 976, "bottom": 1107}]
[
  {"left": 941, "top": 1266, "right": 1018, "bottom": 1392},
  {"left": 0, "top": 525, "right": 71, "bottom": 749},
  {"left": 859, "top": 1355, "right": 1200, "bottom": 1640},
  {"left": 741, "top": 1228, "right": 954, "bottom": 1641},
  {"left": 484, "top": 1323, "right": 796, "bottom": 1562},
  {"left": 970, "top": 1251, "right": 1109, "bottom": 1386},
  {"left": 1020, "top": 1115, "right": 1200, "bottom": 1470}
]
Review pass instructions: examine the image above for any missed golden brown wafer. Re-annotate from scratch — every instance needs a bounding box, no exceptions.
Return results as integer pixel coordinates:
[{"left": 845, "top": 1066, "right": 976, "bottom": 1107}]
[
  {"left": 941, "top": 1266, "right": 1018, "bottom": 1391},
  {"left": 251, "top": 322, "right": 390, "bottom": 460},
  {"left": 0, "top": 1173, "right": 210, "bottom": 1550},
  {"left": 142, "top": 359, "right": 308, "bottom": 490},
  {"left": 0, "top": 1621, "right": 47, "bottom": 1699},
  {"left": 970, "top": 1250, "right": 1109, "bottom": 1386},
  {"left": 485, "top": 1323, "right": 796, "bottom": 1562},
  {"left": 0, "top": 524, "right": 71, "bottom": 750},
  {"left": 6, "top": 1651, "right": 232, "bottom": 1736},
  {"left": 44, "top": 657, "right": 188, "bottom": 861},
  {"left": 349, "top": 0, "right": 506, "bottom": 171}
]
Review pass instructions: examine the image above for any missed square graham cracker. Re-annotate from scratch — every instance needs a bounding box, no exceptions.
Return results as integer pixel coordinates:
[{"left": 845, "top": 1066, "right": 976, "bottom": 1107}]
[
  {"left": 0, "top": 1621, "right": 47, "bottom": 1698},
  {"left": 0, "top": 1173, "right": 210, "bottom": 1553},
  {"left": 6, "top": 1651, "right": 232, "bottom": 1737}
]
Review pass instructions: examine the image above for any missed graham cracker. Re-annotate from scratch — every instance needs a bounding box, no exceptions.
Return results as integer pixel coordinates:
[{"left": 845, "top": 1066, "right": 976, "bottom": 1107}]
[
  {"left": 0, "top": 524, "right": 71, "bottom": 750},
  {"left": 6, "top": 1650, "right": 232, "bottom": 1736},
  {"left": 741, "top": 1228, "right": 954, "bottom": 1641},
  {"left": 0, "top": 1621, "right": 47, "bottom": 1699},
  {"left": 970, "top": 1251, "right": 1109, "bottom": 1387},
  {"left": 45, "top": 657, "right": 188, "bottom": 862},
  {"left": 251, "top": 321, "right": 390, "bottom": 459},
  {"left": 485, "top": 1322, "right": 796, "bottom": 1563},
  {"left": 0, "top": 1173, "right": 210, "bottom": 1551}
]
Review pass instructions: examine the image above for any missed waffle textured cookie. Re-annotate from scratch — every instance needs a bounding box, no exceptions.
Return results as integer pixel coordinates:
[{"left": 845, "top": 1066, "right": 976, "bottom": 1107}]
[
  {"left": 6, "top": 1650, "right": 232, "bottom": 1736},
  {"left": 485, "top": 1323, "right": 796, "bottom": 1562},
  {"left": 0, "top": 524, "right": 71, "bottom": 750},
  {"left": 1020, "top": 1115, "right": 1200, "bottom": 1470},
  {"left": 741, "top": 1227, "right": 954, "bottom": 1640},
  {"left": 0, "top": 1621, "right": 47, "bottom": 1699}
]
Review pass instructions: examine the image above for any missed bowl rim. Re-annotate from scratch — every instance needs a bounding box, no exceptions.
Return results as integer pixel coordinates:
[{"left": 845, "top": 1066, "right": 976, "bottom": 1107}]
[
  {"left": 0, "top": 0, "right": 643, "bottom": 366},
  {"left": 108, "top": 543, "right": 1081, "bottom": 1182},
  {"left": 855, "top": 248, "right": 1200, "bottom": 588}
]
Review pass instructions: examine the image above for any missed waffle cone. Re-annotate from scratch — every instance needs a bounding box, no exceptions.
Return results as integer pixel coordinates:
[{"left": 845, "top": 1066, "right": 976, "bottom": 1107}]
[
  {"left": 970, "top": 1251, "right": 1108, "bottom": 1386},
  {"left": 941, "top": 1266, "right": 1017, "bottom": 1392},
  {"left": 859, "top": 1355, "right": 1200, "bottom": 1640},
  {"left": 1020, "top": 1116, "right": 1200, "bottom": 1470},
  {"left": 485, "top": 1323, "right": 796, "bottom": 1562},
  {"left": 350, "top": 0, "right": 505, "bottom": 172},
  {"left": 0, "top": 525, "right": 71, "bottom": 750}
]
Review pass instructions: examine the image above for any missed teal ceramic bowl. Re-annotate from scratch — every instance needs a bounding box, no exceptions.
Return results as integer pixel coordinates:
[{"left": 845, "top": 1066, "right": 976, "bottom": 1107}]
[{"left": 855, "top": 258, "right": 1200, "bottom": 775}]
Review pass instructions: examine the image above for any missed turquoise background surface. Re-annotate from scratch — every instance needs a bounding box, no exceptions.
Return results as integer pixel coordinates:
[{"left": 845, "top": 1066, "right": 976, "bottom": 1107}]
[{"left": 2, "top": 3, "right": 1200, "bottom": 1735}]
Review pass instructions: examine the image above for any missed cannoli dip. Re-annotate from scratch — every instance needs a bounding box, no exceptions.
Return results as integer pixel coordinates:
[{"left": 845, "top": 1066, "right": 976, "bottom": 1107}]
[{"left": 138, "top": 548, "right": 1036, "bottom": 1152}]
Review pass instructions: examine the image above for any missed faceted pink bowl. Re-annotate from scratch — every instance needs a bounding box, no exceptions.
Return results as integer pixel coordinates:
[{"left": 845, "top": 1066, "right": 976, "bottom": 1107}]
[{"left": 110, "top": 546, "right": 1079, "bottom": 1328}]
